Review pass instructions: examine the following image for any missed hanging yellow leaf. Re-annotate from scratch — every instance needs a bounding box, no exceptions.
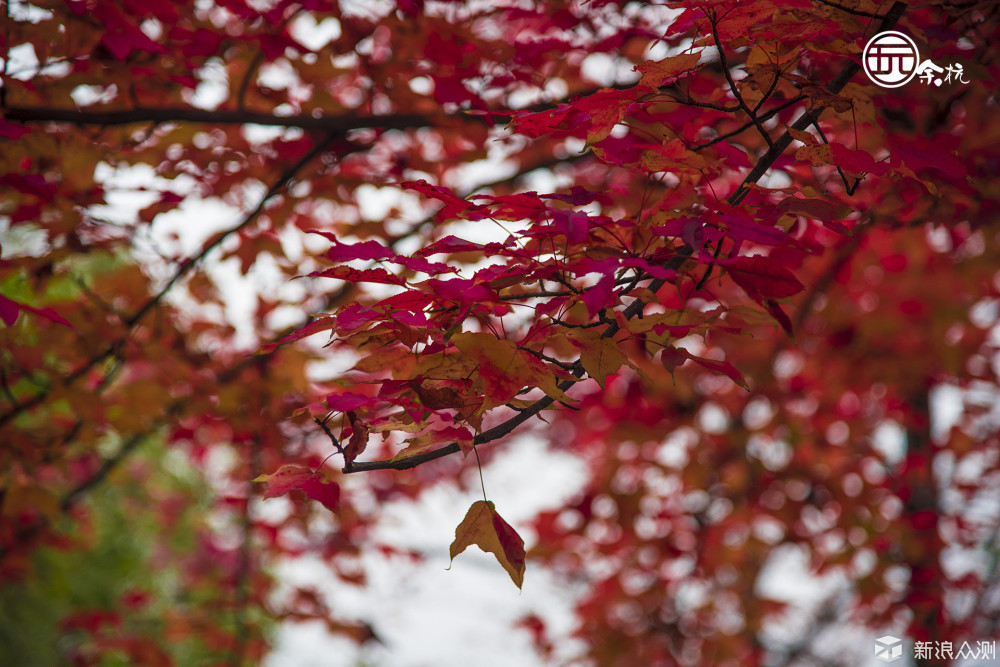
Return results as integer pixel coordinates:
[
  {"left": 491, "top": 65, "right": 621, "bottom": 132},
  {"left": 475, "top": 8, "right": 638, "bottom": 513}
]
[{"left": 449, "top": 500, "right": 526, "bottom": 589}]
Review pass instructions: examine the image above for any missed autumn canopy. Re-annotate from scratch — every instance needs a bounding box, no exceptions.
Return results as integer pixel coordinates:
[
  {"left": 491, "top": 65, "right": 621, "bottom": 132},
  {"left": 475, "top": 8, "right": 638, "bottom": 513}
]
[{"left": 2, "top": 0, "right": 999, "bottom": 664}]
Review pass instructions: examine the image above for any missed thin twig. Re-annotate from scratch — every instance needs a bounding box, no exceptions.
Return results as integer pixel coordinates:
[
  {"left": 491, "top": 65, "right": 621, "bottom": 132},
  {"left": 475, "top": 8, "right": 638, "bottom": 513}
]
[
  {"left": 710, "top": 13, "right": 774, "bottom": 148},
  {"left": 812, "top": 121, "right": 864, "bottom": 194},
  {"left": 691, "top": 95, "right": 806, "bottom": 151},
  {"left": 815, "top": 0, "right": 881, "bottom": 19}
]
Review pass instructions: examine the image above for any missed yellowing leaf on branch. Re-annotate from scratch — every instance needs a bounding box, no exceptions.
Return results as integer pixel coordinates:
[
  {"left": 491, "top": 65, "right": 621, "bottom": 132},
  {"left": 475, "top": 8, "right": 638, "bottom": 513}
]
[
  {"left": 452, "top": 332, "right": 572, "bottom": 410},
  {"left": 565, "top": 328, "right": 627, "bottom": 388},
  {"left": 635, "top": 52, "right": 702, "bottom": 88},
  {"left": 413, "top": 351, "right": 479, "bottom": 379},
  {"left": 450, "top": 500, "right": 526, "bottom": 589},
  {"left": 640, "top": 138, "right": 709, "bottom": 173},
  {"left": 786, "top": 126, "right": 819, "bottom": 147},
  {"left": 391, "top": 425, "right": 474, "bottom": 462}
]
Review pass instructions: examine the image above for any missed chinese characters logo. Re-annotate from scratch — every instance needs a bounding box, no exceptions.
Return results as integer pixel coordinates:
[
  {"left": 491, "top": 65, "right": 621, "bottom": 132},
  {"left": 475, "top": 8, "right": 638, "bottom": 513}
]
[{"left": 863, "top": 31, "right": 971, "bottom": 88}]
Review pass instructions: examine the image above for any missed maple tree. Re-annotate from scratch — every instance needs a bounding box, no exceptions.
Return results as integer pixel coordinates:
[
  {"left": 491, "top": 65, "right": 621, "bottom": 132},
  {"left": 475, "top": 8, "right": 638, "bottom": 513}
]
[{"left": 2, "top": 0, "right": 1000, "bottom": 664}]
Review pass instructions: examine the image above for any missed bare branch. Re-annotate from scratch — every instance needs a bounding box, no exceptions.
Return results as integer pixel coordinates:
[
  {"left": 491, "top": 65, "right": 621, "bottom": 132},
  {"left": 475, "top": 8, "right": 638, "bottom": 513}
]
[
  {"left": 815, "top": 0, "right": 881, "bottom": 19},
  {"left": 691, "top": 95, "right": 805, "bottom": 152},
  {"left": 3, "top": 105, "right": 438, "bottom": 132}
]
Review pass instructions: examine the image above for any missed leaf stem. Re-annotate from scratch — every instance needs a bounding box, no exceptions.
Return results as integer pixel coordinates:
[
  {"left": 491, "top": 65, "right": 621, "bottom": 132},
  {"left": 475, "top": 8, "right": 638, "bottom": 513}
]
[{"left": 474, "top": 446, "right": 488, "bottom": 502}]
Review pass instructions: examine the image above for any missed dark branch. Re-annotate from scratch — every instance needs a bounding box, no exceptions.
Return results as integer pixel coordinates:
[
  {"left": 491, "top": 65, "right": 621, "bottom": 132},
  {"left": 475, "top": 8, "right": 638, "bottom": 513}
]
[
  {"left": 811, "top": 121, "right": 864, "bottom": 194},
  {"left": 710, "top": 13, "right": 774, "bottom": 148},
  {"left": 3, "top": 105, "right": 438, "bottom": 132},
  {"left": 1, "top": 74, "right": 724, "bottom": 133},
  {"left": 60, "top": 430, "right": 151, "bottom": 511},
  {"left": 691, "top": 95, "right": 806, "bottom": 152},
  {"left": 815, "top": 0, "right": 881, "bottom": 19}
]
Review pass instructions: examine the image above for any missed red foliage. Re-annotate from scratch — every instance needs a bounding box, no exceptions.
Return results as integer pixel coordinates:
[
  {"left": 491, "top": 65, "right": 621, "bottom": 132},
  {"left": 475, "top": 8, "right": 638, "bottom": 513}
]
[{"left": 2, "top": 0, "right": 1000, "bottom": 664}]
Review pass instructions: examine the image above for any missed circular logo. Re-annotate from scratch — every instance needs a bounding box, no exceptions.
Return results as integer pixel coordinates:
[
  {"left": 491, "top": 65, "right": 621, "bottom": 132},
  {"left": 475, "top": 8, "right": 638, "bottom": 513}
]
[{"left": 863, "top": 31, "right": 919, "bottom": 88}]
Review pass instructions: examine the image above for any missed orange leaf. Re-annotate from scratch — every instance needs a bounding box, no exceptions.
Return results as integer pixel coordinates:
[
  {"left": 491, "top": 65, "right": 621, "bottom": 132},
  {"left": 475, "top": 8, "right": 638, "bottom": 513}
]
[
  {"left": 635, "top": 52, "right": 702, "bottom": 87},
  {"left": 640, "top": 138, "right": 708, "bottom": 173},
  {"left": 392, "top": 425, "right": 474, "bottom": 461},
  {"left": 452, "top": 332, "right": 571, "bottom": 409},
  {"left": 566, "top": 328, "right": 626, "bottom": 388},
  {"left": 449, "top": 500, "right": 526, "bottom": 588},
  {"left": 786, "top": 126, "right": 819, "bottom": 146}
]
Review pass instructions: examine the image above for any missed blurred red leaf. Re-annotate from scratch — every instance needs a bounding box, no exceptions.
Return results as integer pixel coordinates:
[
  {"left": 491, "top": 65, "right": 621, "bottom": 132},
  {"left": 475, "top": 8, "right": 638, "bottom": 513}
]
[
  {"left": 721, "top": 255, "right": 804, "bottom": 299},
  {"left": 254, "top": 465, "right": 340, "bottom": 513}
]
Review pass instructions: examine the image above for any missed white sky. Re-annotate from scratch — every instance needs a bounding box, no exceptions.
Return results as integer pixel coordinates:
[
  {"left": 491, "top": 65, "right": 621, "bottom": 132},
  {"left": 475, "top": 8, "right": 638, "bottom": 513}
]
[{"left": 263, "top": 436, "right": 590, "bottom": 667}]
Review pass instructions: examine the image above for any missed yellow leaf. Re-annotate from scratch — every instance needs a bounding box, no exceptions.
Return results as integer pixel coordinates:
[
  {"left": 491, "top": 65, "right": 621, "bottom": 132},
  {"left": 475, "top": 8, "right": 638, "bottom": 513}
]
[
  {"left": 640, "top": 138, "right": 709, "bottom": 173},
  {"left": 786, "top": 126, "right": 819, "bottom": 146},
  {"left": 449, "top": 500, "right": 525, "bottom": 589},
  {"left": 566, "top": 328, "right": 626, "bottom": 388},
  {"left": 392, "top": 426, "right": 474, "bottom": 462},
  {"left": 413, "top": 352, "right": 479, "bottom": 379},
  {"left": 452, "top": 332, "right": 571, "bottom": 409},
  {"left": 351, "top": 344, "right": 412, "bottom": 373},
  {"left": 636, "top": 52, "right": 702, "bottom": 88},
  {"left": 373, "top": 412, "right": 425, "bottom": 434}
]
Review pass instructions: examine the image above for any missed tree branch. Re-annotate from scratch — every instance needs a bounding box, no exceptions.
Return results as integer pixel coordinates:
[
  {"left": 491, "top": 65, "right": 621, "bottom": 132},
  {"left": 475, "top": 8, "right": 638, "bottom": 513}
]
[
  {"left": 690, "top": 95, "right": 806, "bottom": 152},
  {"left": 815, "top": 0, "right": 881, "bottom": 19},
  {"left": 3, "top": 105, "right": 438, "bottom": 132},
  {"left": 710, "top": 13, "right": 774, "bottom": 148},
  {"left": 1, "top": 144, "right": 586, "bottom": 525},
  {"left": 1, "top": 71, "right": 723, "bottom": 133}
]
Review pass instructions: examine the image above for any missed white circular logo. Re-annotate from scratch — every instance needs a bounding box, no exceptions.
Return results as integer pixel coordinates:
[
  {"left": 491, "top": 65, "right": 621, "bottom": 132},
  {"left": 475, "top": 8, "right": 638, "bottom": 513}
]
[{"left": 863, "top": 31, "right": 919, "bottom": 88}]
